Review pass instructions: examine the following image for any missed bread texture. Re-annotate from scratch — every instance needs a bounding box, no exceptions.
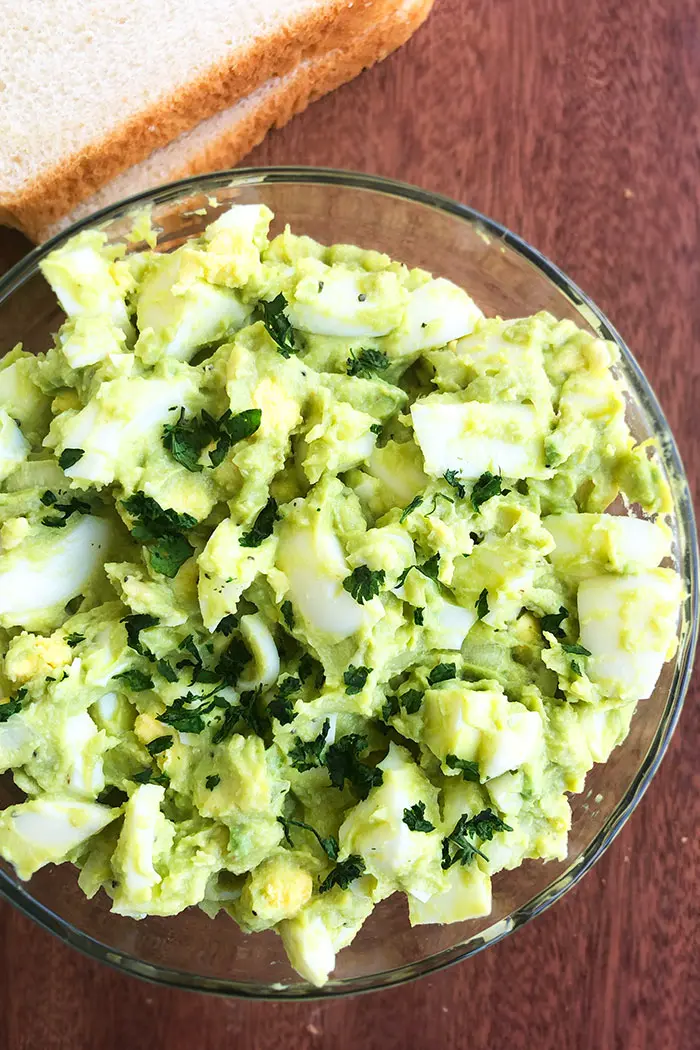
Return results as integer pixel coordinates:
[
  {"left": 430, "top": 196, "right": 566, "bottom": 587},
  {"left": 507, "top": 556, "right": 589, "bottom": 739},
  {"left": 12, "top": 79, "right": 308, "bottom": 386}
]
[
  {"left": 1, "top": 0, "right": 406, "bottom": 236},
  {"left": 36, "top": 0, "right": 432, "bottom": 243}
]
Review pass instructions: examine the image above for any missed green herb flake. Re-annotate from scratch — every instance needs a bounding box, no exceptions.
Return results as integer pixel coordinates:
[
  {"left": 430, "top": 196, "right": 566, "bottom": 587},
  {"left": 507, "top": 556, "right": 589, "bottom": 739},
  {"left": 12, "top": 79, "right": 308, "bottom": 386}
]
[
  {"left": 122, "top": 492, "right": 197, "bottom": 578},
  {"left": 471, "top": 471, "right": 508, "bottom": 512},
  {"left": 413, "top": 607, "right": 424, "bottom": 626},
  {"left": 446, "top": 754, "right": 480, "bottom": 782},
  {"left": 343, "top": 664, "right": 370, "bottom": 695},
  {"left": 58, "top": 448, "right": 85, "bottom": 470},
  {"left": 121, "top": 613, "right": 159, "bottom": 655},
  {"left": 561, "top": 643, "right": 592, "bottom": 656},
  {"left": 146, "top": 735, "right": 173, "bottom": 756},
  {"left": 401, "top": 688, "right": 424, "bottom": 714},
  {"left": 475, "top": 588, "right": 489, "bottom": 620},
  {"left": 370, "top": 423, "right": 382, "bottom": 436},
  {"left": 215, "top": 614, "right": 238, "bottom": 637},
  {"left": 261, "top": 293, "right": 296, "bottom": 357},
  {"left": 240, "top": 497, "right": 278, "bottom": 548},
  {"left": 318, "top": 854, "right": 365, "bottom": 893},
  {"left": 382, "top": 695, "right": 400, "bottom": 721},
  {"left": 277, "top": 817, "right": 338, "bottom": 860},
  {"left": 113, "top": 669, "right": 154, "bottom": 692},
  {"left": 40, "top": 490, "right": 57, "bottom": 506},
  {"left": 206, "top": 774, "right": 221, "bottom": 791},
  {"left": 441, "top": 808, "right": 512, "bottom": 869},
  {"left": 346, "top": 348, "right": 389, "bottom": 378},
  {"left": 280, "top": 600, "right": 295, "bottom": 630},
  {"left": 41, "top": 494, "right": 92, "bottom": 528},
  {"left": 96, "top": 786, "right": 128, "bottom": 807},
  {"left": 397, "top": 552, "right": 441, "bottom": 587},
  {"left": 289, "top": 720, "right": 330, "bottom": 772},
  {"left": 443, "top": 469, "right": 466, "bottom": 498},
  {"left": 342, "top": 565, "right": 385, "bottom": 604},
  {"left": 156, "top": 660, "right": 178, "bottom": 683},
  {"left": 428, "top": 662, "right": 456, "bottom": 686},
  {"left": 0, "top": 689, "right": 26, "bottom": 723},
  {"left": 162, "top": 410, "right": 208, "bottom": 473},
  {"left": 402, "top": 802, "right": 435, "bottom": 833},
  {"left": 399, "top": 495, "right": 422, "bottom": 523},
  {"left": 64, "top": 632, "right": 85, "bottom": 648},
  {"left": 325, "top": 734, "right": 383, "bottom": 799},
  {"left": 541, "top": 607, "right": 569, "bottom": 639}
]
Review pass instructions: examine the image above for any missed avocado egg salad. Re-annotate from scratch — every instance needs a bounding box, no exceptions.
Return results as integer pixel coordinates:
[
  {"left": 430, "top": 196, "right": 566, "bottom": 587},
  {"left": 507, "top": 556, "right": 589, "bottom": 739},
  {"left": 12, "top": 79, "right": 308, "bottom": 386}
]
[{"left": 0, "top": 204, "right": 681, "bottom": 986}]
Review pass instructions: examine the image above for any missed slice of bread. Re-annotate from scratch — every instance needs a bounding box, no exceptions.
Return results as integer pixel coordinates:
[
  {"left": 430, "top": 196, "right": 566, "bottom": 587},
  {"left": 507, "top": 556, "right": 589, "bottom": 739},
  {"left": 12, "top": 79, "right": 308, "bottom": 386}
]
[
  {"left": 36, "top": 0, "right": 433, "bottom": 243},
  {"left": 1, "top": 0, "right": 406, "bottom": 238}
]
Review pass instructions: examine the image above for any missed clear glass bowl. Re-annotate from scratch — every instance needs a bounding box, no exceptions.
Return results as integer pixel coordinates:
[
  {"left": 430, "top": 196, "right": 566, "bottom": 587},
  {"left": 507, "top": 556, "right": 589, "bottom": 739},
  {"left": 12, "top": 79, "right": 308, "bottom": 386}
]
[{"left": 0, "top": 169, "right": 696, "bottom": 999}]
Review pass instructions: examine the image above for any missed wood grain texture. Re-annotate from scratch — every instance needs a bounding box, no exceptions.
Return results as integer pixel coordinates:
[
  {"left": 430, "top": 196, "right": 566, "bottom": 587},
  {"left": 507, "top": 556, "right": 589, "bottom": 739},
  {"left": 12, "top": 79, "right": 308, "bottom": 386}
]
[{"left": 0, "top": 0, "right": 698, "bottom": 1047}]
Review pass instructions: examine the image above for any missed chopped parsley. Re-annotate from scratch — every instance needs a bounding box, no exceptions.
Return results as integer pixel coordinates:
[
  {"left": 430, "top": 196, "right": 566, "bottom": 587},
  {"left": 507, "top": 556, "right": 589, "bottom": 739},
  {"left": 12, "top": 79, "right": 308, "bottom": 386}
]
[
  {"left": 261, "top": 293, "right": 296, "bottom": 357},
  {"left": 280, "top": 600, "right": 295, "bottom": 630},
  {"left": 146, "top": 735, "right": 173, "bottom": 756},
  {"left": 443, "top": 469, "right": 466, "bottom": 498},
  {"left": 570, "top": 659, "right": 583, "bottom": 676},
  {"left": 159, "top": 687, "right": 227, "bottom": 734},
  {"left": 441, "top": 809, "right": 512, "bottom": 869},
  {"left": 41, "top": 494, "right": 92, "bottom": 528},
  {"left": 289, "top": 720, "right": 330, "bottom": 772},
  {"left": 40, "top": 490, "right": 57, "bottom": 506},
  {"left": 343, "top": 664, "right": 370, "bottom": 695},
  {"left": 400, "top": 688, "right": 425, "bottom": 714},
  {"left": 541, "top": 607, "right": 569, "bottom": 638},
  {"left": 400, "top": 495, "right": 422, "bottom": 523},
  {"left": 382, "top": 695, "right": 400, "bottom": 721},
  {"left": 428, "top": 662, "right": 456, "bottom": 686},
  {"left": 209, "top": 408, "right": 262, "bottom": 467},
  {"left": 206, "top": 774, "right": 221, "bottom": 791},
  {"left": 475, "top": 588, "right": 489, "bottom": 620},
  {"left": 156, "top": 659, "right": 178, "bottom": 683},
  {"left": 121, "top": 613, "right": 159, "bottom": 656},
  {"left": 162, "top": 410, "right": 209, "bottom": 473},
  {"left": 163, "top": 407, "right": 263, "bottom": 471},
  {"left": 215, "top": 614, "right": 238, "bottom": 637},
  {"left": 342, "top": 565, "right": 385, "bottom": 604},
  {"left": 268, "top": 676, "right": 301, "bottom": 724},
  {"left": 561, "top": 643, "right": 592, "bottom": 656},
  {"left": 64, "top": 632, "right": 85, "bottom": 648},
  {"left": 277, "top": 817, "right": 339, "bottom": 860},
  {"left": 402, "top": 802, "right": 435, "bottom": 833},
  {"left": 58, "top": 447, "right": 84, "bottom": 470},
  {"left": 446, "top": 754, "right": 480, "bottom": 782},
  {"left": 298, "top": 653, "right": 324, "bottom": 687},
  {"left": 370, "top": 423, "right": 383, "bottom": 436},
  {"left": 413, "top": 607, "right": 424, "bottom": 626},
  {"left": 113, "top": 669, "right": 154, "bottom": 692},
  {"left": 346, "top": 348, "right": 389, "bottom": 378},
  {"left": 325, "top": 734, "right": 383, "bottom": 799},
  {"left": 471, "top": 471, "right": 509, "bottom": 512},
  {"left": 96, "top": 786, "right": 128, "bottom": 807},
  {"left": 239, "top": 497, "right": 278, "bottom": 548},
  {"left": 215, "top": 637, "right": 250, "bottom": 686},
  {"left": 0, "top": 689, "right": 26, "bottom": 723},
  {"left": 318, "top": 854, "right": 365, "bottom": 893},
  {"left": 397, "top": 552, "right": 441, "bottom": 587},
  {"left": 122, "top": 492, "right": 197, "bottom": 578},
  {"left": 132, "top": 768, "right": 170, "bottom": 788}
]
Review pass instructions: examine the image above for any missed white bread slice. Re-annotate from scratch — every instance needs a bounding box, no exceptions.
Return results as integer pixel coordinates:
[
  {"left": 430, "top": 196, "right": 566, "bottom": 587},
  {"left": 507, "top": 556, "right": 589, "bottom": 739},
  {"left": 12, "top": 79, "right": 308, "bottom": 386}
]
[
  {"left": 0, "top": 0, "right": 407, "bottom": 238},
  {"left": 35, "top": 0, "right": 433, "bottom": 243}
]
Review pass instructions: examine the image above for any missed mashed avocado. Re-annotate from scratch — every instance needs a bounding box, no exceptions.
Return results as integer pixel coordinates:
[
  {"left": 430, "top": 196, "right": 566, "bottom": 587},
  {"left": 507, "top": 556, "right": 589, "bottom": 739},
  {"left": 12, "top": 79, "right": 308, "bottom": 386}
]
[{"left": 0, "top": 204, "right": 681, "bottom": 985}]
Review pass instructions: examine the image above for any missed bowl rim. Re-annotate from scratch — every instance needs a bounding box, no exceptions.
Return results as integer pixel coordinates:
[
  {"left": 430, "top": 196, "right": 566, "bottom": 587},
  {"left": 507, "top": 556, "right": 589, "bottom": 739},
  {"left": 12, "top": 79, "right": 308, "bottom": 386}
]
[{"left": 0, "top": 166, "right": 697, "bottom": 1000}]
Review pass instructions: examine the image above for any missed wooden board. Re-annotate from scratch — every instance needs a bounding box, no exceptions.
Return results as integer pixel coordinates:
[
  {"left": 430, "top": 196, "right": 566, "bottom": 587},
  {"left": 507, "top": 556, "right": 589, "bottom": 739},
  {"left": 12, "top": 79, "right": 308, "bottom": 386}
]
[{"left": 0, "top": 1, "right": 698, "bottom": 1047}]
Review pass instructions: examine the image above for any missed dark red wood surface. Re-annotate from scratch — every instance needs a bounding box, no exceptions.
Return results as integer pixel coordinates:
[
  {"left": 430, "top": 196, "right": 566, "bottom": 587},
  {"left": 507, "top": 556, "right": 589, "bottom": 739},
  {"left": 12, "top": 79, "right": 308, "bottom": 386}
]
[{"left": 1, "top": 1, "right": 698, "bottom": 1047}]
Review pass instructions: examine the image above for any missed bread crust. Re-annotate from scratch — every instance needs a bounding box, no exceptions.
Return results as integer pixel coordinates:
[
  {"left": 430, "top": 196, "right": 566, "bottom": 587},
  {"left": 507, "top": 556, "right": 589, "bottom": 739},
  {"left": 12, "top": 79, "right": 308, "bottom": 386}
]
[{"left": 1, "top": 0, "right": 405, "bottom": 236}]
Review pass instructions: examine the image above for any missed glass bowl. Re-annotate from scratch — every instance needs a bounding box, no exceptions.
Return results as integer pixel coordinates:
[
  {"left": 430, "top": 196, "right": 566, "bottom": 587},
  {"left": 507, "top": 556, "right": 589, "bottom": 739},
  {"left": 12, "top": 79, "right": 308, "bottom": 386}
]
[{"left": 0, "top": 168, "right": 696, "bottom": 999}]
